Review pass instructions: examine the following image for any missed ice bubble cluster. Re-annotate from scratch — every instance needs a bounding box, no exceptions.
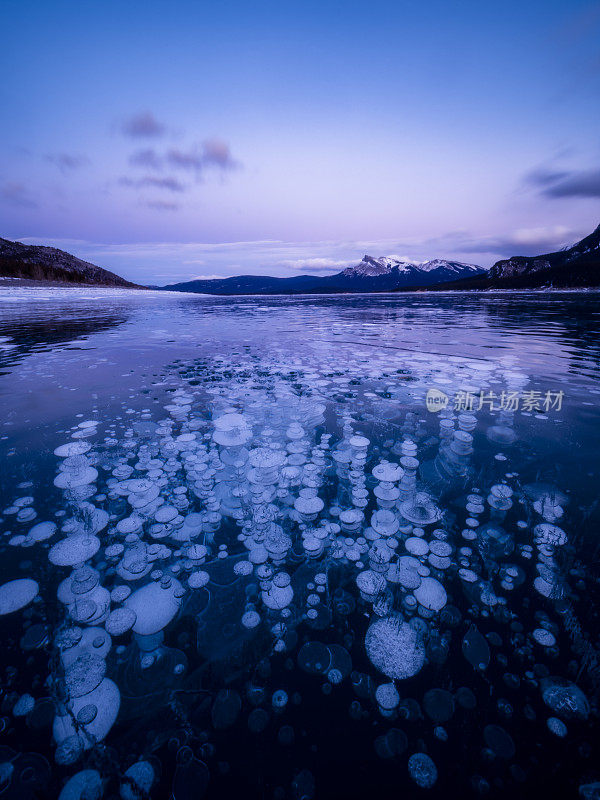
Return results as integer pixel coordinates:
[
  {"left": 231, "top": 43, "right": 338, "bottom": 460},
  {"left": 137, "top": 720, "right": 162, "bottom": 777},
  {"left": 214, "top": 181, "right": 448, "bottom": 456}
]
[
  {"left": 0, "top": 342, "right": 593, "bottom": 797},
  {"left": 58, "top": 769, "right": 103, "bottom": 800},
  {"left": 0, "top": 578, "right": 39, "bottom": 615},
  {"left": 408, "top": 752, "right": 438, "bottom": 788},
  {"left": 541, "top": 677, "right": 590, "bottom": 720},
  {"left": 125, "top": 578, "right": 184, "bottom": 635},
  {"left": 366, "top": 616, "right": 425, "bottom": 680}
]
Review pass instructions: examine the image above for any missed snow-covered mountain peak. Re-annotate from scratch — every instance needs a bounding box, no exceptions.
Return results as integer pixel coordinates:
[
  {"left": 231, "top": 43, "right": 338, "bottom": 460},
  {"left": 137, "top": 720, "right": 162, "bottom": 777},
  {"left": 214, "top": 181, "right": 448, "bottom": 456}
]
[
  {"left": 342, "top": 255, "right": 417, "bottom": 277},
  {"left": 418, "top": 259, "right": 482, "bottom": 274},
  {"left": 342, "top": 254, "right": 483, "bottom": 279}
]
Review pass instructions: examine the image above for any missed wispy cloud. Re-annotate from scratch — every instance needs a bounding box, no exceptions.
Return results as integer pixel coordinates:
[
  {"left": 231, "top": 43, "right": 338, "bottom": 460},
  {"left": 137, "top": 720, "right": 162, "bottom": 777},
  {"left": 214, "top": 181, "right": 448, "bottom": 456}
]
[
  {"left": 202, "top": 138, "right": 238, "bottom": 169},
  {"left": 454, "top": 226, "right": 577, "bottom": 256},
  {"left": 121, "top": 111, "right": 166, "bottom": 138},
  {"left": 123, "top": 138, "right": 240, "bottom": 199},
  {"left": 526, "top": 166, "right": 600, "bottom": 199},
  {"left": 19, "top": 224, "right": 591, "bottom": 286},
  {"left": 119, "top": 175, "right": 186, "bottom": 193},
  {"left": 46, "top": 152, "right": 90, "bottom": 173},
  {"left": 145, "top": 200, "right": 180, "bottom": 211},
  {"left": 129, "top": 148, "right": 163, "bottom": 170},
  {"left": 0, "top": 182, "right": 38, "bottom": 208},
  {"left": 167, "top": 147, "right": 203, "bottom": 172},
  {"left": 281, "top": 257, "right": 349, "bottom": 273},
  {"left": 167, "top": 139, "right": 240, "bottom": 175}
]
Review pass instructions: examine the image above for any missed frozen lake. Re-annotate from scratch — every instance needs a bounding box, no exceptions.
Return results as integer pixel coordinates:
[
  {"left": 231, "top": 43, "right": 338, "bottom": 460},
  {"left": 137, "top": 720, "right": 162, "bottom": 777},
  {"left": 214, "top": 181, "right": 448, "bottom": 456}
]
[{"left": 0, "top": 288, "right": 599, "bottom": 799}]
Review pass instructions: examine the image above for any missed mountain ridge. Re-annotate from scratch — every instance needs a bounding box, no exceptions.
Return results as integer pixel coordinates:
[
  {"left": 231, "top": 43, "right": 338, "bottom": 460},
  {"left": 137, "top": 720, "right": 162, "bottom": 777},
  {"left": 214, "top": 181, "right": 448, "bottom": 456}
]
[
  {"left": 162, "top": 255, "right": 485, "bottom": 295},
  {"left": 0, "top": 237, "right": 141, "bottom": 287},
  {"left": 342, "top": 255, "right": 482, "bottom": 277},
  {"left": 420, "top": 224, "right": 600, "bottom": 291},
  {"left": 488, "top": 223, "right": 600, "bottom": 284},
  {"left": 2, "top": 225, "right": 598, "bottom": 292}
]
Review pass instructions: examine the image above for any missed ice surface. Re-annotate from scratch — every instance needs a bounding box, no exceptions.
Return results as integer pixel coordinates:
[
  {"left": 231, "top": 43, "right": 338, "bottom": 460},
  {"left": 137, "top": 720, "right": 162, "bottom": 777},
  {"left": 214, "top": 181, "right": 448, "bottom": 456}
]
[{"left": 0, "top": 291, "right": 595, "bottom": 796}]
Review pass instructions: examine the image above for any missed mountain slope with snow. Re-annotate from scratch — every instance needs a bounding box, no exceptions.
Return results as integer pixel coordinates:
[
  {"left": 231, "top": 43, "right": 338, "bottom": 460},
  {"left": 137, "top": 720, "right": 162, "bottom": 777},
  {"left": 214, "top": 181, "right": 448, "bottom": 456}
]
[
  {"left": 425, "top": 223, "right": 600, "bottom": 290},
  {"left": 488, "top": 224, "right": 600, "bottom": 285},
  {"left": 0, "top": 237, "right": 140, "bottom": 287}
]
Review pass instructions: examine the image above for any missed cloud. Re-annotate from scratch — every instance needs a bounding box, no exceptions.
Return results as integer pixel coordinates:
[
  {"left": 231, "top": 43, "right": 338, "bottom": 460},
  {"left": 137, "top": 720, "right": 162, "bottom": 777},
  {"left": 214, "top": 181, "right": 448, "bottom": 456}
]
[
  {"left": 202, "top": 138, "right": 238, "bottom": 170},
  {"left": 280, "top": 257, "right": 349, "bottom": 273},
  {"left": 119, "top": 175, "right": 186, "bottom": 192},
  {"left": 20, "top": 226, "right": 598, "bottom": 286},
  {"left": 123, "top": 139, "right": 240, "bottom": 190},
  {"left": 129, "top": 149, "right": 163, "bottom": 170},
  {"left": 457, "top": 226, "right": 577, "bottom": 256},
  {"left": 524, "top": 167, "right": 570, "bottom": 187},
  {"left": 121, "top": 111, "right": 166, "bottom": 138},
  {"left": 0, "top": 182, "right": 38, "bottom": 208},
  {"left": 145, "top": 200, "right": 179, "bottom": 211},
  {"left": 525, "top": 166, "right": 600, "bottom": 199},
  {"left": 167, "top": 139, "right": 240, "bottom": 174},
  {"left": 167, "top": 147, "right": 203, "bottom": 172},
  {"left": 46, "top": 153, "right": 89, "bottom": 173},
  {"left": 543, "top": 170, "right": 600, "bottom": 199}
]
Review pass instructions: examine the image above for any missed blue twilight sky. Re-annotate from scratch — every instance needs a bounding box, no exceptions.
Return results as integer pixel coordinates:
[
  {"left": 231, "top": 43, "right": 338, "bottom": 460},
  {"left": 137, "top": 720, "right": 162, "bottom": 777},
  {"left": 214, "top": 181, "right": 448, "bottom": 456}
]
[{"left": 1, "top": 0, "right": 599, "bottom": 283}]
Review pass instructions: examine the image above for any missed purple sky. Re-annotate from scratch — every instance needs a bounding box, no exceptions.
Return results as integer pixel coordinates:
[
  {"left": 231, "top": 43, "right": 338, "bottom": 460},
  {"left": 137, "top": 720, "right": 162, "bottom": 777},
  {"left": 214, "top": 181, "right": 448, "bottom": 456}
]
[{"left": 1, "top": 0, "right": 599, "bottom": 284}]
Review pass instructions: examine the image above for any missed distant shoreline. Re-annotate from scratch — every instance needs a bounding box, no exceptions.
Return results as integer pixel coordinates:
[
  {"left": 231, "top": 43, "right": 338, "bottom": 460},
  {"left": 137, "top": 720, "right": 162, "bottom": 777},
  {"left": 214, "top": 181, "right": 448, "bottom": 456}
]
[
  {"left": 0, "top": 277, "right": 148, "bottom": 289},
  {"left": 0, "top": 280, "right": 598, "bottom": 297}
]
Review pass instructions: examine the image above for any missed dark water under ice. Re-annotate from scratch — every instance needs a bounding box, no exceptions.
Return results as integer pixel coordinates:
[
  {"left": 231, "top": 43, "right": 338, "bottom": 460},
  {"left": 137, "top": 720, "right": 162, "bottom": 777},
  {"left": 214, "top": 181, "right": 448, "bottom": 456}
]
[{"left": 0, "top": 288, "right": 599, "bottom": 799}]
